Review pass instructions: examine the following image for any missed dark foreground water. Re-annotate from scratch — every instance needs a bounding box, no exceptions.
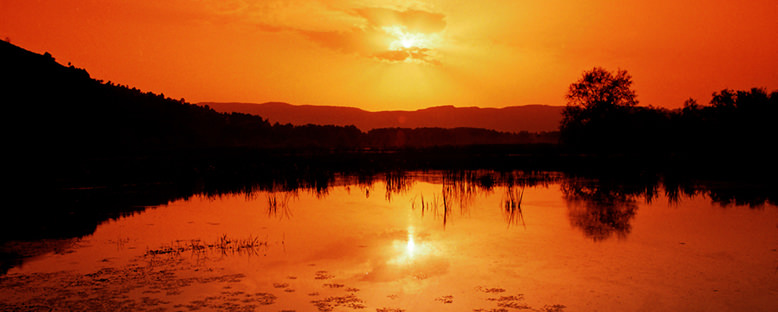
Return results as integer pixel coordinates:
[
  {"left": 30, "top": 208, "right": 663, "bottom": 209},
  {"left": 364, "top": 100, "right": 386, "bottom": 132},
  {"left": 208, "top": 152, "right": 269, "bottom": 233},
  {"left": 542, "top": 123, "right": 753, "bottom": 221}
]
[{"left": 1, "top": 171, "right": 776, "bottom": 311}]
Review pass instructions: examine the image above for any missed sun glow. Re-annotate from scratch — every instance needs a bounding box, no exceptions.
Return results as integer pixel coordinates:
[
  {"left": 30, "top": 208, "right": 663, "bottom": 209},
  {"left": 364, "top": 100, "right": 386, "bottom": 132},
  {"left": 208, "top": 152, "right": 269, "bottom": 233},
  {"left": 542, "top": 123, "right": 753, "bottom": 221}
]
[
  {"left": 405, "top": 227, "right": 417, "bottom": 258},
  {"left": 383, "top": 25, "right": 439, "bottom": 51},
  {"left": 388, "top": 226, "right": 433, "bottom": 265}
]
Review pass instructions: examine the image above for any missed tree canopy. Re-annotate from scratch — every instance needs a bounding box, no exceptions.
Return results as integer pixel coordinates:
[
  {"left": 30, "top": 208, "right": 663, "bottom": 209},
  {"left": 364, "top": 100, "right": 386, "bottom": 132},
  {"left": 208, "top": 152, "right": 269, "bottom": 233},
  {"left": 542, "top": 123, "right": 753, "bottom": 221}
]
[
  {"left": 565, "top": 67, "right": 638, "bottom": 110},
  {"left": 559, "top": 66, "right": 777, "bottom": 159},
  {"left": 560, "top": 67, "right": 641, "bottom": 149}
]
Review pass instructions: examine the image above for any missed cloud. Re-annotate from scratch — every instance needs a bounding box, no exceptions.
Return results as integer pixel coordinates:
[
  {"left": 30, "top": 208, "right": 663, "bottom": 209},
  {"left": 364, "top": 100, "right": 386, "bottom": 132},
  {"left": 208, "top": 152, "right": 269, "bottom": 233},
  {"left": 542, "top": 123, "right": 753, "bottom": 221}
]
[
  {"left": 373, "top": 50, "right": 411, "bottom": 62},
  {"left": 354, "top": 7, "right": 446, "bottom": 34},
  {"left": 373, "top": 47, "right": 439, "bottom": 64},
  {"left": 206, "top": 0, "right": 365, "bottom": 32},
  {"left": 226, "top": 1, "right": 447, "bottom": 64}
]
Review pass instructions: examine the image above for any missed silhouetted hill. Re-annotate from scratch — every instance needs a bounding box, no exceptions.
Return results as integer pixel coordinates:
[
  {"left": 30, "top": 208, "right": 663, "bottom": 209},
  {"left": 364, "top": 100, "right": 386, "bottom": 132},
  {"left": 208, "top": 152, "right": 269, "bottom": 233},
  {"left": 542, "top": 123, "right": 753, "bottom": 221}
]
[
  {"left": 0, "top": 40, "right": 558, "bottom": 159},
  {"left": 199, "top": 102, "right": 563, "bottom": 133},
  {"left": 1, "top": 40, "right": 277, "bottom": 155}
]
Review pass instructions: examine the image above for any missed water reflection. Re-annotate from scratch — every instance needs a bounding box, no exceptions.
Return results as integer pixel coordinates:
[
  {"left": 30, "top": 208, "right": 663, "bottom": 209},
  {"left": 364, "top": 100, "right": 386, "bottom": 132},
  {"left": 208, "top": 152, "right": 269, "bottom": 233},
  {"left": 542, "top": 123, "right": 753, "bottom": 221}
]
[
  {"left": 562, "top": 179, "right": 638, "bottom": 241},
  {"left": 403, "top": 171, "right": 549, "bottom": 228},
  {"left": 3, "top": 169, "right": 777, "bottom": 274},
  {"left": 388, "top": 226, "right": 421, "bottom": 265},
  {"left": 557, "top": 174, "right": 777, "bottom": 240},
  {"left": 502, "top": 185, "right": 526, "bottom": 228},
  {"left": 384, "top": 171, "right": 412, "bottom": 201},
  {"left": 365, "top": 226, "right": 448, "bottom": 283},
  {"left": 265, "top": 191, "right": 296, "bottom": 219},
  {"left": 2, "top": 170, "right": 777, "bottom": 311}
]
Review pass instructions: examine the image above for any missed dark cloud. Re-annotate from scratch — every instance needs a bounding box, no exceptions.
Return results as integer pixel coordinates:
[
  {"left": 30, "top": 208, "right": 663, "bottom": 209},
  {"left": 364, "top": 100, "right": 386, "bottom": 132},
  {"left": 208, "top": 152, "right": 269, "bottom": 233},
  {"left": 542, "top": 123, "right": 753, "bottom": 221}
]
[{"left": 373, "top": 47, "right": 439, "bottom": 64}]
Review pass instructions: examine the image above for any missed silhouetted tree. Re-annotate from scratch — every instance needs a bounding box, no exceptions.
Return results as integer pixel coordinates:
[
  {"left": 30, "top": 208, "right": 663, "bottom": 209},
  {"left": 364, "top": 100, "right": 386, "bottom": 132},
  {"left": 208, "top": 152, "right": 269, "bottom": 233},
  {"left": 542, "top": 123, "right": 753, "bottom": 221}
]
[
  {"left": 674, "top": 87, "right": 777, "bottom": 156},
  {"left": 559, "top": 66, "right": 776, "bottom": 165},
  {"left": 565, "top": 67, "right": 638, "bottom": 110},
  {"left": 560, "top": 67, "right": 638, "bottom": 149}
]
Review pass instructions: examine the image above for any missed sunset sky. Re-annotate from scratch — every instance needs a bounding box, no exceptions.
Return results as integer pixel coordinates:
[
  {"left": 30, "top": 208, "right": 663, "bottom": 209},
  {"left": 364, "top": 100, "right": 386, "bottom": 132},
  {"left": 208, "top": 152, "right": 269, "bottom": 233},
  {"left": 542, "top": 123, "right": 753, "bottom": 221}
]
[{"left": 2, "top": 0, "right": 776, "bottom": 111}]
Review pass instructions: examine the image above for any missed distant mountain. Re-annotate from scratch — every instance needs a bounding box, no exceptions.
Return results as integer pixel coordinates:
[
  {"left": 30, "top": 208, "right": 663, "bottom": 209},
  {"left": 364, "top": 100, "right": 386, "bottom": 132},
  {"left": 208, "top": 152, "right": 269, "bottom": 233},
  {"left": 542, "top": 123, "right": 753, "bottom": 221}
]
[{"left": 199, "top": 102, "right": 563, "bottom": 133}]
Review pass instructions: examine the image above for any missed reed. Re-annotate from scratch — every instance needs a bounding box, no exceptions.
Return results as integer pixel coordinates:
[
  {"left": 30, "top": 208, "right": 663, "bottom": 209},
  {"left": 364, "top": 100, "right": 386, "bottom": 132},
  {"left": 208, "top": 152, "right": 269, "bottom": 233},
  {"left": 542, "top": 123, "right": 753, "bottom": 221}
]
[{"left": 145, "top": 234, "right": 268, "bottom": 257}]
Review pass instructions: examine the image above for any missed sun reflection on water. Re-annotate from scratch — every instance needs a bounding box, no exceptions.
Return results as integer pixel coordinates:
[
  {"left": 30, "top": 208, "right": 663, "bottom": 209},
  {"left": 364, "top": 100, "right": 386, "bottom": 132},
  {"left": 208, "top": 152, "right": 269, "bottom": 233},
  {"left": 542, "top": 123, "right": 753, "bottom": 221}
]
[
  {"left": 388, "top": 226, "right": 432, "bottom": 265},
  {"left": 406, "top": 227, "right": 416, "bottom": 258}
]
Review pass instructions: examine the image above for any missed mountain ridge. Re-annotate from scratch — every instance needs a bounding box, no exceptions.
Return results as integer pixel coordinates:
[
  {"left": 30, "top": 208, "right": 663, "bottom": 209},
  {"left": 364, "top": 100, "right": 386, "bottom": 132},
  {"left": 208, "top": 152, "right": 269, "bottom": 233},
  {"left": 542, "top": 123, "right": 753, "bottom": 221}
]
[{"left": 200, "top": 102, "right": 563, "bottom": 133}]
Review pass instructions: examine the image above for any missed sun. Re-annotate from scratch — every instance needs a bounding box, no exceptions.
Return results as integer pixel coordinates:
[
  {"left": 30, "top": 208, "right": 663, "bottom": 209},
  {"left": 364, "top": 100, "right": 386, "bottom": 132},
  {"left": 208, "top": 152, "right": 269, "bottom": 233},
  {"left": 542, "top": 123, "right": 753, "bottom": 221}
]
[
  {"left": 400, "top": 37, "right": 417, "bottom": 49},
  {"left": 376, "top": 25, "right": 443, "bottom": 64},
  {"left": 383, "top": 25, "right": 437, "bottom": 51}
]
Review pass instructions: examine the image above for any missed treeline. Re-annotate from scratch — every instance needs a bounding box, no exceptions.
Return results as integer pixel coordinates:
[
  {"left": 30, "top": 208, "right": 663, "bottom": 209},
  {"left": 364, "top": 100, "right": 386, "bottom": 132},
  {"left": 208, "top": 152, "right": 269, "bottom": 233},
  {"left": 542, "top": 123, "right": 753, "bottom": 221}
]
[
  {"left": 560, "top": 68, "right": 777, "bottom": 159},
  {"left": 5, "top": 40, "right": 775, "bottom": 172},
  {"left": 1, "top": 40, "right": 554, "bottom": 157},
  {"left": 363, "top": 127, "right": 556, "bottom": 147}
]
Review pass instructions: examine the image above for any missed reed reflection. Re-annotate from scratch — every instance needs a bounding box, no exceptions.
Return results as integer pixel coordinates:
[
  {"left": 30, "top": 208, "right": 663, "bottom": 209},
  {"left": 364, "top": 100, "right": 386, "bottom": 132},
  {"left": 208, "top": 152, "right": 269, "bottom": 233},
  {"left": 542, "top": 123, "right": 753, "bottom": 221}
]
[
  {"left": 409, "top": 171, "right": 508, "bottom": 228},
  {"left": 384, "top": 172, "right": 412, "bottom": 201},
  {"left": 265, "top": 191, "right": 296, "bottom": 219},
  {"left": 410, "top": 191, "right": 453, "bottom": 228},
  {"left": 502, "top": 185, "right": 526, "bottom": 228},
  {"left": 5, "top": 170, "right": 777, "bottom": 275}
]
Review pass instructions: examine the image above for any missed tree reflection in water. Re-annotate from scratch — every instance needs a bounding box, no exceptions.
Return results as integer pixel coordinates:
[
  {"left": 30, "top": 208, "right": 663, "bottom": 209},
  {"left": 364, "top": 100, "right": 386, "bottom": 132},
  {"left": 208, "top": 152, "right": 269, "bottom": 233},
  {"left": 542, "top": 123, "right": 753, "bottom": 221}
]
[
  {"left": 562, "top": 179, "right": 639, "bottom": 241},
  {"left": 4, "top": 169, "right": 775, "bottom": 274},
  {"left": 560, "top": 175, "right": 663, "bottom": 241},
  {"left": 560, "top": 173, "right": 777, "bottom": 241}
]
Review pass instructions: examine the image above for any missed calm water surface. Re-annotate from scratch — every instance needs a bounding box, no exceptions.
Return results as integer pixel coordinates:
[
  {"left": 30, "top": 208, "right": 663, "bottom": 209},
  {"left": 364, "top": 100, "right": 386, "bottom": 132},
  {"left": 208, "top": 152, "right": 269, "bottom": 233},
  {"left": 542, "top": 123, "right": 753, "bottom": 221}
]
[{"left": 2, "top": 171, "right": 776, "bottom": 311}]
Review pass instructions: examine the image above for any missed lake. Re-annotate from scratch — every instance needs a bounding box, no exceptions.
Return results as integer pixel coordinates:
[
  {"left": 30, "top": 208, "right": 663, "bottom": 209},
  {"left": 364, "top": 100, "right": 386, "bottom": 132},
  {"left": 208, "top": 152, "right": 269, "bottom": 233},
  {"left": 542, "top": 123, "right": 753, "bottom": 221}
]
[{"left": 1, "top": 170, "right": 776, "bottom": 311}]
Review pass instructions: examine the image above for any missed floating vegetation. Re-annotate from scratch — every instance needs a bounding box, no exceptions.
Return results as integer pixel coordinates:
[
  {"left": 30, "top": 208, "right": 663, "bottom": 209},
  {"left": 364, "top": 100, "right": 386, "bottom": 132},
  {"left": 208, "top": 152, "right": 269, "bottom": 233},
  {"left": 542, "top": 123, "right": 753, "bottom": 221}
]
[
  {"left": 315, "top": 271, "right": 334, "bottom": 280},
  {"left": 487, "top": 295, "right": 530, "bottom": 309},
  {"left": 539, "top": 304, "right": 567, "bottom": 312},
  {"left": 253, "top": 293, "right": 278, "bottom": 305},
  {"left": 1, "top": 258, "right": 567, "bottom": 311},
  {"left": 476, "top": 286, "right": 506, "bottom": 293},
  {"left": 435, "top": 295, "right": 454, "bottom": 304},
  {"left": 0, "top": 259, "right": 257, "bottom": 311},
  {"left": 311, "top": 293, "right": 366, "bottom": 311},
  {"left": 487, "top": 294, "right": 524, "bottom": 302},
  {"left": 323, "top": 283, "right": 345, "bottom": 288},
  {"left": 181, "top": 291, "right": 277, "bottom": 311},
  {"left": 474, "top": 288, "right": 565, "bottom": 312}
]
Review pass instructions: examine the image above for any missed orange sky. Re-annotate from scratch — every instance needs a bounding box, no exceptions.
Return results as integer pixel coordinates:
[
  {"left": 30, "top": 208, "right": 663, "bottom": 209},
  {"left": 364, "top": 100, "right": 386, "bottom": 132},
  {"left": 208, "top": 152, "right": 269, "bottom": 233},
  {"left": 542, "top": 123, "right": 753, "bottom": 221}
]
[{"left": 2, "top": 0, "right": 776, "bottom": 110}]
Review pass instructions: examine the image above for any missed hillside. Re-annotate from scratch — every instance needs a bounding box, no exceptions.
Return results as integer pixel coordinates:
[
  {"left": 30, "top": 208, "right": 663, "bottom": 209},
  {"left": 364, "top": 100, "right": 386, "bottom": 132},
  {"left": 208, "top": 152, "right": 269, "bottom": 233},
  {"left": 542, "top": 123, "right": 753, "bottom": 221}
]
[
  {"left": 1, "top": 40, "right": 276, "bottom": 154},
  {"left": 1, "top": 40, "right": 558, "bottom": 156},
  {"left": 200, "top": 102, "right": 563, "bottom": 133}
]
